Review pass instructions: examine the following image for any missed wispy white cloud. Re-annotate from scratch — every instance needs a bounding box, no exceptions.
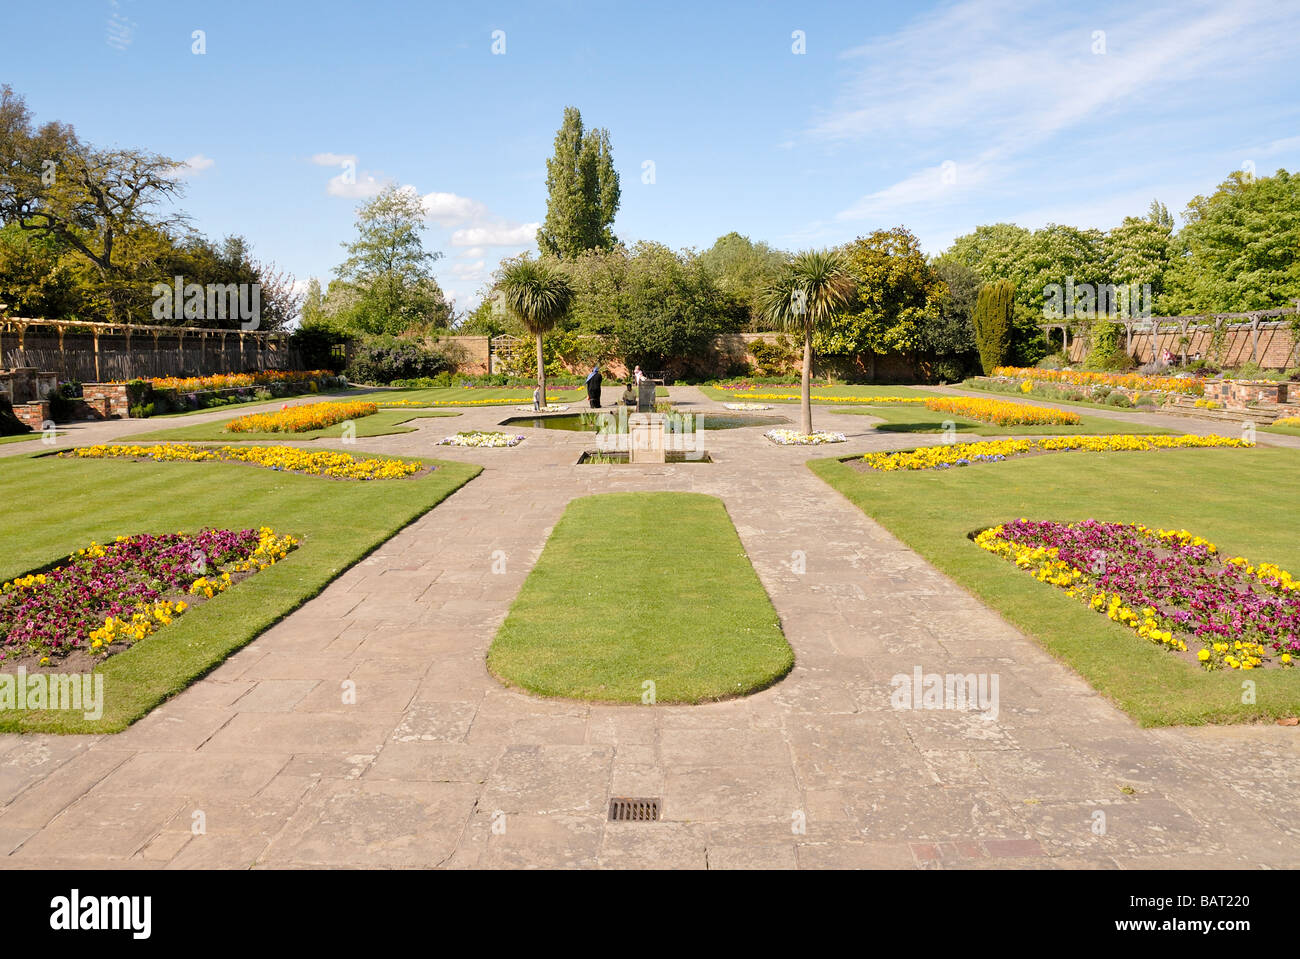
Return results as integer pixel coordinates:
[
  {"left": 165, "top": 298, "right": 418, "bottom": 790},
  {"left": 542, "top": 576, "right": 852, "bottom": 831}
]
[
  {"left": 814, "top": 0, "right": 1300, "bottom": 226},
  {"left": 450, "top": 223, "right": 539, "bottom": 247},
  {"left": 170, "top": 154, "right": 215, "bottom": 179},
  {"left": 421, "top": 192, "right": 489, "bottom": 226}
]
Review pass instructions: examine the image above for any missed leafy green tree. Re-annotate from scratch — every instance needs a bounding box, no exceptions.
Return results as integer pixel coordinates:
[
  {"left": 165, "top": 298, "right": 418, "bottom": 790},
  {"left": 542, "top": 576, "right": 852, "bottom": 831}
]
[
  {"left": 924, "top": 256, "right": 980, "bottom": 371},
  {"left": 0, "top": 222, "right": 82, "bottom": 318},
  {"left": 820, "top": 228, "right": 945, "bottom": 373},
  {"left": 611, "top": 243, "right": 733, "bottom": 369},
  {"left": 333, "top": 185, "right": 450, "bottom": 335},
  {"left": 1162, "top": 169, "right": 1300, "bottom": 313},
  {"left": 498, "top": 258, "right": 573, "bottom": 405},
  {"left": 1103, "top": 214, "right": 1172, "bottom": 304},
  {"left": 0, "top": 84, "right": 188, "bottom": 322},
  {"left": 697, "top": 232, "right": 789, "bottom": 328},
  {"left": 973, "top": 279, "right": 1015, "bottom": 373},
  {"left": 761, "top": 249, "right": 854, "bottom": 435},
  {"left": 536, "top": 107, "right": 620, "bottom": 258},
  {"left": 301, "top": 278, "right": 325, "bottom": 326}
]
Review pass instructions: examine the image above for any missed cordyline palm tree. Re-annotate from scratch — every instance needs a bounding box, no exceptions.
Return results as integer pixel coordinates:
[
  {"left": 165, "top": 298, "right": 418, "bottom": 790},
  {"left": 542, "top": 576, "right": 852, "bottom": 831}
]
[
  {"left": 497, "top": 259, "right": 573, "bottom": 407},
  {"left": 760, "top": 249, "right": 854, "bottom": 435}
]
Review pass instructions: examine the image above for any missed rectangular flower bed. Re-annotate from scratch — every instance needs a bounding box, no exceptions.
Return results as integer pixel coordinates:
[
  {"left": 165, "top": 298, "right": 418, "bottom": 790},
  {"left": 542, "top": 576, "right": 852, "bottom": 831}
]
[
  {"left": 860, "top": 433, "right": 1249, "bottom": 471},
  {"left": 61, "top": 444, "right": 424, "bottom": 479},
  {"left": 225, "top": 400, "right": 378, "bottom": 433},
  {"left": 923, "top": 396, "right": 1080, "bottom": 426},
  {"left": 1, "top": 527, "right": 297, "bottom": 666},
  {"left": 975, "top": 519, "right": 1298, "bottom": 670}
]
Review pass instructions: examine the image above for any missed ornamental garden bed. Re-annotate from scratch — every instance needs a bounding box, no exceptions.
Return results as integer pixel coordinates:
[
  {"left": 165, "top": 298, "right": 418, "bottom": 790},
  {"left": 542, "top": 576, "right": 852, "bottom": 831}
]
[
  {"left": 848, "top": 434, "right": 1250, "bottom": 472},
  {"left": 58, "top": 444, "right": 430, "bottom": 480},
  {"left": 973, "top": 519, "right": 1297, "bottom": 672},
  {"left": 1, "top": 528, "right": 296, "bottom": 675},
  {"left": 224, "top": 400, "right": 378, "bottom": 433},
  {"left": 808, "top": 444, "right": 1300, "bottom": 725},
  {"left": 0, "top": 449, "right": 481, "bottom": 732}
]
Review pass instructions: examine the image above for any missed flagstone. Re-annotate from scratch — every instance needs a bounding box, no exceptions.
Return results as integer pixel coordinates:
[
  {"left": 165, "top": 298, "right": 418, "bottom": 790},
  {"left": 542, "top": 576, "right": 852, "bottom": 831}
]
[{"left": 2, "top": 385, "right": 1297, "bottom": 869}]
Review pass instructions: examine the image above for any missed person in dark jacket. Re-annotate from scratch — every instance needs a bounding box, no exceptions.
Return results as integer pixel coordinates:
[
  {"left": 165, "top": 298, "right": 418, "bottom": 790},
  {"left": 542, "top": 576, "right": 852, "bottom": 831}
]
[{"left": 585, "top": 365, "right": 603, "bottom": 408}]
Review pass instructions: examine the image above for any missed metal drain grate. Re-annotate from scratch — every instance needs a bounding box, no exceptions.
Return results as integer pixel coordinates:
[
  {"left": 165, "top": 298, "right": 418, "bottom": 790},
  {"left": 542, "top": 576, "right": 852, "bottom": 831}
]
[{"left": 609, "top": 797, "right": 661, "bottom": 822}]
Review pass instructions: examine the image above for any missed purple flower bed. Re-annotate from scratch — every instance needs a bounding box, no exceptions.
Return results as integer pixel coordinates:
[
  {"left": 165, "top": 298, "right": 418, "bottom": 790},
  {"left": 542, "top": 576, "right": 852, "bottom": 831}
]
[
  {"left": 979, "top": 519, "right": 1299, "bottom": 668},
  {"left": 0, "top": 529, "right": 265, "bottom": 660}
]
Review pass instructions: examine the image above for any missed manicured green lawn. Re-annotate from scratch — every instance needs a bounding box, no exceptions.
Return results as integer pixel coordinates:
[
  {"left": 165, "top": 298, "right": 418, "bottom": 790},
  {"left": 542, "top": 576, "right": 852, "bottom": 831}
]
[
  {"left": 0, "top": 432, "right": 53, "bottom": 445},
  {"left": 0, "top": 450, "right": 481, "bottom": 733},
  {"left": 959, "top": 380, "right": 1169, "bottom": 414},
  {"left": 127, "top": 408, "right": 461, "bottom": 443},
  {"left": 1263, "top": 423, "right": 1300, "bottom": 438},
  {"left": 374, "top": 385, "right": 589, "bottom": 406},
  {"left": 700, "top": 383, "right": 941, "bottom": 403},
  {"left": 825, "top": 404, "right": 1176, "bottom": 436},
  {"left": 808, "top": 446, "right": 1300, "bottom": 726},
  {"left": 488, "top": 492, "right": 793, "bottom": 703}
]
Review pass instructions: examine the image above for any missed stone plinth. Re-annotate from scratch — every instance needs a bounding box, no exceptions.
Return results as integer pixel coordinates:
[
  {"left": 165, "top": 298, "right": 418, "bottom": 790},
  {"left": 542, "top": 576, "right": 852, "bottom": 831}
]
[{"left": 628, "top": 413, "right": 665, "bottom": 464}]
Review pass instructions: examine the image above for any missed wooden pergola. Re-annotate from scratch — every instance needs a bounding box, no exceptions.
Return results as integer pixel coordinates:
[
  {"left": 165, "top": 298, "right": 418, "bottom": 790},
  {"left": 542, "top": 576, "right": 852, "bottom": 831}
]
[
  {"left": 1040, "top": 305, "right": 1300, "bottom": 366},
  {"left": 0, "top": 317, "right": 291, "bottom": 382}
]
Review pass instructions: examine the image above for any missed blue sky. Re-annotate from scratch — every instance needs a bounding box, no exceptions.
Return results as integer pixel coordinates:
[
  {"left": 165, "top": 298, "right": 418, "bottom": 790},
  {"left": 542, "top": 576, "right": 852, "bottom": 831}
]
[{"left": 5, "top": 0, "right": 1299, "bottom": 312}]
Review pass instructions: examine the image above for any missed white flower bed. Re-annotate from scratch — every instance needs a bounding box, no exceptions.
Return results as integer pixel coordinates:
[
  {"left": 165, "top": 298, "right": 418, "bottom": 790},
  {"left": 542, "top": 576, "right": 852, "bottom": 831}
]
[
  {"left": 764, "top": 428, "right": 847, "bottom": 446},
  {"left": 437, "top": 431, "right": 525, "bottom": 448},
  {"left": 514, "top": 405, "right": 569, "bottom": 412},
  {"left": 724, "top": 402, "right": 773, "bottom": 411}
]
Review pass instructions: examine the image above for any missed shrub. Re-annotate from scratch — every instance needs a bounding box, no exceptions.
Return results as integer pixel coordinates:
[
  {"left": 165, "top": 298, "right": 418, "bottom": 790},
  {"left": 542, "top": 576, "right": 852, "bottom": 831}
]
[
  {"left": 345, "top": 336, "right": 454, "bottom": 384},
  {"left": 0, "top": 397, "right": 31, "bottom": 436},
  {"left": 929, "top": 357, "right": 968, "bottom": 383},
  {"left": 1084, "top": 321, "right": 1134, "bottom": 371},
  {"left": 973, "top": 280, "right": 1015, "bottom": 374},
  {"left": 1105, "top": 392, "right": 1133, "bottom": 407},
  {"left": 129, "top": 402, "right": 155, "bottom": 418}
]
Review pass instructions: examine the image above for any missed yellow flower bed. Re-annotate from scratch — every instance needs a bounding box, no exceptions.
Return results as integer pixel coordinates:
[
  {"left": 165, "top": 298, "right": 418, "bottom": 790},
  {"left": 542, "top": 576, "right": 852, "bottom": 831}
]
[
  {"left": 62, "top": 444, "right": 423, "bottom": 480},
  {"left": 861, "top": 433, "right": 1251, "bottom": 471},
  {"left": 924, "top": 396, "right": 1080, "bottom": 426},
  {"left": 1272, "top": 416, "right": 1300, "bottom": 426},
  {"left": 378, "top": 397, "right": 563, "bottom": 408},
  {"left": 225, "top": 401, "right": 377, "bottom": 433},
  {"left": 722, "top": 392, "right": 928, "bottom": 404},
  {"left": 992, "top": 366, "right": 1204, "bottom": 396}
]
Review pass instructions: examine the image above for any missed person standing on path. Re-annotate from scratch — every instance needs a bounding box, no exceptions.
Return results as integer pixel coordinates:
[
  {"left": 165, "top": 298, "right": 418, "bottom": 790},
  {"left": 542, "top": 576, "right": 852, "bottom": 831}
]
[{"left": 586, "top": 365, "right": 603, "bottom": 408}]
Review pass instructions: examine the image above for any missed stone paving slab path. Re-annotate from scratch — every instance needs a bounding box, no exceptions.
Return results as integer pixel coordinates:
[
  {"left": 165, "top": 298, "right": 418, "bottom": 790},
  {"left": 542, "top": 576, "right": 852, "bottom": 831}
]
[{"left": 1, "top": 386, "right": 1298, "bottom": 869}]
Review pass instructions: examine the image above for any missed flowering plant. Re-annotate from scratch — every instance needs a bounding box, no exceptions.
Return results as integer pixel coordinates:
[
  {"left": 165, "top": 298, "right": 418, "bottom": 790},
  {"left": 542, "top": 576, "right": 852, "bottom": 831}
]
[
  {"left": 924, "top": 396, "right": 1080, "bottom": 426},
  {"left": 225, "top": 401, "right": 377, "bottom": 433},
  {"left": 724, "top": 403, "right": 773, "bottom": 411},
  {"left": 765, "top": 429, "right": 847, "bottom": 445},
  {"left": 62, "top": 444, "right": 423, "bottom": 480},
  {"left": 861, "top": 433, "right": 1250, "bottom": 471},
  {"left": 992, "top": 366, "right": 1205, "bottom": 396},
  {"left": 1, "top": 527, "right": 297, "bottom": 662},
  {"left": 437, "top": 431, "right": 525, "bottom": 448},
  {"left": 975, "top": 519, "right": 1298, "bottom": 670}
]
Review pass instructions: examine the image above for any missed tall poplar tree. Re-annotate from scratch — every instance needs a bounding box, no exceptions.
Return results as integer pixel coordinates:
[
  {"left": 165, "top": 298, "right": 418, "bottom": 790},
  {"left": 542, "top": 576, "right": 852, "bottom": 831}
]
[{"left": 537, "top": 107, "right": 620, "bottom": 258}]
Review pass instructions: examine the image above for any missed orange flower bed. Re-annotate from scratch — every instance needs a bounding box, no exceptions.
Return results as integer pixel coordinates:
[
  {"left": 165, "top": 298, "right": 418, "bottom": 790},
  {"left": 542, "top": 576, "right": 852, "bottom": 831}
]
[
  {"left": 225, "top": 401, "right": 377, "bottom": 433},
  {"left": 924, "top": 396, "right": 1080, "bottom": 426},
  {"left": 121, "top": 370, "right": 337, "bottom": 392},
  {"left": 992, "top": 366, "right": 1204, "bottom": 396}
]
